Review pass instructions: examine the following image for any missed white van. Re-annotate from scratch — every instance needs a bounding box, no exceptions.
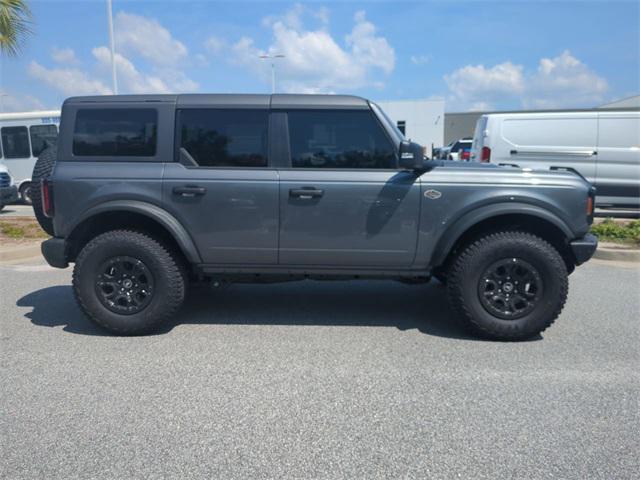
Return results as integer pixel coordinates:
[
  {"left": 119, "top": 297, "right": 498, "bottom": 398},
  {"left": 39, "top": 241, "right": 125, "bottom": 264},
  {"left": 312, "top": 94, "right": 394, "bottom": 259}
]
[
  {"left": 0, "top": 110, "right": 60, "bottom": 204},
  {"left": 470, "top": 111, "right": 640, "bottom": 208}
]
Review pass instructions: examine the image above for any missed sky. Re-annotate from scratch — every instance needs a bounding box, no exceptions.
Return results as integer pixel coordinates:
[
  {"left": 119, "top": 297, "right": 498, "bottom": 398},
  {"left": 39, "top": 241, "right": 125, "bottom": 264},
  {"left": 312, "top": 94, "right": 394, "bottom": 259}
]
[{"left": 0, "top": 0, "right": 638, "bottom": 113}]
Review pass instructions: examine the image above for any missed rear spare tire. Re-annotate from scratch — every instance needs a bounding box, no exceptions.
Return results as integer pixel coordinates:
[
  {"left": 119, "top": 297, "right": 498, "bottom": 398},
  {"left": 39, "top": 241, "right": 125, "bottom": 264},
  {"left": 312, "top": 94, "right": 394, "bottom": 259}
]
[
  {"left": 31, "top": 146, "right": 57, "bottom": 236},
  {"left": 447, "top": 231, "right": 568, "bottom": 341}
]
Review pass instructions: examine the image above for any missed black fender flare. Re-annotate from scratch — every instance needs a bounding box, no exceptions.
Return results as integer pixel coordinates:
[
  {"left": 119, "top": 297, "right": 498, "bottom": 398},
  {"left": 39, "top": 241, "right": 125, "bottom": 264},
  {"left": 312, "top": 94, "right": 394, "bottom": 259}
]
[
  {"left": 69, "top": 200, "right": 202, "bottom": 263},
  {"left": 431, "top": 202, "right": 574, "bottom": 266}
]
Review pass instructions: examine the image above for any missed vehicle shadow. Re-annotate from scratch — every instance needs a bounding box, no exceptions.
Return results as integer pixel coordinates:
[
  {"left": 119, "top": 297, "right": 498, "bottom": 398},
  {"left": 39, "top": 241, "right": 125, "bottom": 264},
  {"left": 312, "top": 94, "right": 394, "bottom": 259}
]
[{"left": 17, "top": 280, "right": 532, "bottom": 341}]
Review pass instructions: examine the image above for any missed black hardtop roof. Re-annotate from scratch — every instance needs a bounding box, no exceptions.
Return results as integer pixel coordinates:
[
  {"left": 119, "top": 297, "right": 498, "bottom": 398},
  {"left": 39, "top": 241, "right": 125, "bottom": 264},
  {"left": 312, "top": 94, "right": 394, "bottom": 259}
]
[{"left": 63, "top": 93, "right": 370, "bottom": 109}]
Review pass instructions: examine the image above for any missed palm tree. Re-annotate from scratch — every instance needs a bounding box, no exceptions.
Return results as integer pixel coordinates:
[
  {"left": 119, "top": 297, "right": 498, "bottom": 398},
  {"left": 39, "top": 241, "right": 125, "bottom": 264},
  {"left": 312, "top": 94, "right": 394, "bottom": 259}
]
[{"left": 0, "top": 0, "right": 32, "bottom": 57}]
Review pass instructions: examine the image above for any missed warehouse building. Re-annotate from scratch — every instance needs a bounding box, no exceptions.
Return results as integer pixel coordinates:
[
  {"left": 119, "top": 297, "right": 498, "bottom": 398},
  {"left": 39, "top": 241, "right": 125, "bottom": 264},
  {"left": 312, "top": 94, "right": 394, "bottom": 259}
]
[
  {"left": 442, "top": 95, "right": 640, "bottom": 145},
  {"left": 376, "top": 98, "right": 444, "bottom": 157}
]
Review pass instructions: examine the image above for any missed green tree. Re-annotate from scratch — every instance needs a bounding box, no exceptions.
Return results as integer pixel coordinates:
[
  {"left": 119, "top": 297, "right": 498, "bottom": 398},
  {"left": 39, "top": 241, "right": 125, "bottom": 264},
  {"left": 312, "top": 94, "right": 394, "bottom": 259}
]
[{"left": 0, "top": 0, "right": 32, "bottom": 57}]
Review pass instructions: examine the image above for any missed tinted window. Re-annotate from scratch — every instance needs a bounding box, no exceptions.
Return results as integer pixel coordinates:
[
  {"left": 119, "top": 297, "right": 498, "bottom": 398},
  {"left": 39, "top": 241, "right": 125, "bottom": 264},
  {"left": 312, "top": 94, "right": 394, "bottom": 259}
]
[
  {"left": 30, "top": 124, "right": 58, "bottom": 157},
  {"left": 288, "top": 110, "right": 395, "bottom": 169},
  {"left": 1, "top": 126, "right": 30, "bottom": 158},
  {"left": 179, "top": 109, "right": 268, "bottom": 167},
  {"left": 73, "top": 109, "right": 157, "bottom": 156}
]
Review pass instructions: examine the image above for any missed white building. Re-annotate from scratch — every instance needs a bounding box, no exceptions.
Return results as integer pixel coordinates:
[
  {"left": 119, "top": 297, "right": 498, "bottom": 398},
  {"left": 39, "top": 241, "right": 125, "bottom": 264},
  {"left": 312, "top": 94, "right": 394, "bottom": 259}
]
[{"left": 376, "top": 98, "right": 445, "bottom": 157}]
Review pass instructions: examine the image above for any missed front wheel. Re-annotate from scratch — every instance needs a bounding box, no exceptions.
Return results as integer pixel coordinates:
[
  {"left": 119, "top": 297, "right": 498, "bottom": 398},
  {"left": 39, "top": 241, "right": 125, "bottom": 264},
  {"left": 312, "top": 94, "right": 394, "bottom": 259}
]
[
  {"left": 447, "top": 231, "right": 568, "bottom": 341},
  {"left": 73, "top": 230, "right": 187, "bottom": 335}
]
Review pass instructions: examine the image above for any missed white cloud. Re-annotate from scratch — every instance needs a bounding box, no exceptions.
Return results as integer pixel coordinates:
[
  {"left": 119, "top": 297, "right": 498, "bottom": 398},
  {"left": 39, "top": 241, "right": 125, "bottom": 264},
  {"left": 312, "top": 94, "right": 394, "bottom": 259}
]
[
  {"left": 445, "top": 61, "right": 524, "bottom": 110},
  {"left": 28, "top": 61, "right": 112, "bottom": 96},
  {"left": 51, "top": 47, "right": 79, "bottom": 65},
  {"left": 410, "top": 54, "right": 431, "bottom": 66},
  {"left": 27, "top": 11, "right": 197, "bottom": 98},
  {"left": 204, "top": 36, "right": 226, "bottom": 55},
  {"left": 444, "top": 50, "right": 609, "bottom": 110},
  {"left": 0, "top": 91, "right": 46, "bottom": 112},
  {"left": 92, "top": 47, "right": 197, "bottom": 94},
  {"left": 224, "top": 6, "right": 395, "bottom": 93},
  {"left": 525, "top": 50, "right": 608, "bottom": 108},
  {"left": 114, "top": 12, "right": 188, "bottom": 66}
]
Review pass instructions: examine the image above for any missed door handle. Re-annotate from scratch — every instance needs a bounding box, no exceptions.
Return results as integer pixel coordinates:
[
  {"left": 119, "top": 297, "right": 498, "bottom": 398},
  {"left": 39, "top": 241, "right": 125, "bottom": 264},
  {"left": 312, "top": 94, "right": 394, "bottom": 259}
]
[
  {"left": 172, "top": 185, "right": 207, "bottom": 197},
  {"left": 289, "top": 188, "right": 324, "bottom": 199}
]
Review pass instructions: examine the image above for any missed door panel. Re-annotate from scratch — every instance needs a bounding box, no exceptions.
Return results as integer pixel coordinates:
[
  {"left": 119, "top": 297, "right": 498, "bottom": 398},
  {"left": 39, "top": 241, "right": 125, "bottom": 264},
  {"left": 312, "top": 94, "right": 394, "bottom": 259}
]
[
  {"left": 279, "top": 170, "right": 420, "bottom": 266},
  {"left": 596, "top": 114, "right": 640, "bottom": 207},
  {"left": 499, "top": 116, "right": 598, "bottom": 183},
  {"left": 163, "top": 164, "right": 279, "bottom": 264}
]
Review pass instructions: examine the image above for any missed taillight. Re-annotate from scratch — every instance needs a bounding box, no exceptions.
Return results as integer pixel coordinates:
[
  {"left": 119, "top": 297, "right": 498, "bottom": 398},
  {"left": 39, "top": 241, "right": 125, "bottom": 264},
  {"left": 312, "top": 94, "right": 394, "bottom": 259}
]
[
  {"left": 41, "top": 179, "right": 54, "bottom": 218},
  {"left": 481, "top": 146, "right": 491, "bottom": 162},
  {"left": 586, "top": 186, "right": 596, "bottom": 224}
]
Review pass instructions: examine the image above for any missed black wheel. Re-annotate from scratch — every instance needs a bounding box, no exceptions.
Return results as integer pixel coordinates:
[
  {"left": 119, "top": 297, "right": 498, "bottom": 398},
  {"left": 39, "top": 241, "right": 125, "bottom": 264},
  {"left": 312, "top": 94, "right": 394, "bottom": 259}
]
[
  {"left": 19, "top": 182, "right": 33, "bottom": 205},
  {"left": 447, "top": 231, "right": 568, "bottom": 341},
  {"left": 31, "top": 146, "right": 57, "bottom": 236},
  {"left": 73, "top": 230, "right": 187, "bottom": 335}
]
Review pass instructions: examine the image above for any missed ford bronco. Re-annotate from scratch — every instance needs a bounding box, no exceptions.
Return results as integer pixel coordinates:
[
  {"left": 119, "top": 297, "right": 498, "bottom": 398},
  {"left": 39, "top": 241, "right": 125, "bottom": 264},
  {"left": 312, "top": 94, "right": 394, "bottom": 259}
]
[{"left": 35, "top": 94, "right": 597, "bottom": 340}]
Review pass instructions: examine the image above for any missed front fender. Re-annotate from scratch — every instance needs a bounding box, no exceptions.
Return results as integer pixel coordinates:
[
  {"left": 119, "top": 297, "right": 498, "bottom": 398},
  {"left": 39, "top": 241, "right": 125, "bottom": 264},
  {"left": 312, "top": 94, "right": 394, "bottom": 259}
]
[
  {"left": 69, "top": 200, "right": 202, "bottom": 263},
  {"left": 430, "top": 202, "right": 574, "bottom": 267}
]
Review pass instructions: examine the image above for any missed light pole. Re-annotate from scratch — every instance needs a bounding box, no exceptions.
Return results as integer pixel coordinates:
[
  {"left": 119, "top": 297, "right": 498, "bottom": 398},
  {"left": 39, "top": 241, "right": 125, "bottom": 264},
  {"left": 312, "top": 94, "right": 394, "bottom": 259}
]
[
  {"left": 106, "top": 0, "right": 118, "bottom": 94},
  {"left": 259, "top": 54, "right": 285, "bottom": 93}
]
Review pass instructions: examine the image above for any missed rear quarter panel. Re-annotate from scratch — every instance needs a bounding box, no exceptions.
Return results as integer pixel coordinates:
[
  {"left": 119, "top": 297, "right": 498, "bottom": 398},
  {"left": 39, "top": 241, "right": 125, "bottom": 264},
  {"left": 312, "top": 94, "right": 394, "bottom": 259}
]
[
  {"left": 52, "top": 162, "right": 165, "bottom": 237},
  {"left": 414, "top": 166, "right": 592, "bottom": 268}
]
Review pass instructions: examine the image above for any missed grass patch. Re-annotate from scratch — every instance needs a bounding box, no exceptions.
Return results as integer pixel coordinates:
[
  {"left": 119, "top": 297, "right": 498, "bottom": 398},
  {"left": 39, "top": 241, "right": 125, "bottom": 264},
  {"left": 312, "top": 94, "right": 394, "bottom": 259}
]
[
  {"left": 591, "top": 219, "right": 640, "bottom": 246},
  {"left": 0, "top": 218, "right": 49, "bottom": 240}
]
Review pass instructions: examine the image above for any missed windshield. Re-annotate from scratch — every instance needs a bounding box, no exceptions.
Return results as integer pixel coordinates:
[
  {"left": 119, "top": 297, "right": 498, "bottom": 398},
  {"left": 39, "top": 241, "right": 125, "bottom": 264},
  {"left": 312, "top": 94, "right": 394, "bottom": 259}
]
[{"left": 370, "top": 102, "right": 404, "bottom": 145}]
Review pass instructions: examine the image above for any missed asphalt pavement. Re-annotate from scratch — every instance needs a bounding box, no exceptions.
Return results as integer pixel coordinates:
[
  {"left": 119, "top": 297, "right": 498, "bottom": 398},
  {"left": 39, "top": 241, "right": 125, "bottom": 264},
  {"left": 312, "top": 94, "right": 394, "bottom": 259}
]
[
  {"left": 1, "top": 259, "right": 638, "bottom": 479},
  {"left": 0, "top": 204, "right": 34, "bottom": 217}
]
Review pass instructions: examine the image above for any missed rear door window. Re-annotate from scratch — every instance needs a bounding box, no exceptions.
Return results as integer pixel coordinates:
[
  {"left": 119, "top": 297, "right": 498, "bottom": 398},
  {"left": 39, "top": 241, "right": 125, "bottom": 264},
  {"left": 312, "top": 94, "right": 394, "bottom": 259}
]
[
  {"left": 1, "top": 126, "right": 30, "bottom": 158},
  {"left": 73, "top": 109, "right": 157, "bottom": 156},
  {"left": 287, "top": 110, "right": 396, "bottom": 169},
  {"left": 30, "top": 124, "right": 58, "bottom": 157},
  {"left": 178, "top": 109, "right": 269, "bottom": 167}
]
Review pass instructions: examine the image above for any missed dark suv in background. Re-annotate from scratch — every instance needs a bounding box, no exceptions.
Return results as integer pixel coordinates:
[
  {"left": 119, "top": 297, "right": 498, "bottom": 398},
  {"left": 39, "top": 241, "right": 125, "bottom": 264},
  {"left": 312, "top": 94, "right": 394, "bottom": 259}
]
[{"left": 35, "top": 94, "right": 597, "bottom": 340}]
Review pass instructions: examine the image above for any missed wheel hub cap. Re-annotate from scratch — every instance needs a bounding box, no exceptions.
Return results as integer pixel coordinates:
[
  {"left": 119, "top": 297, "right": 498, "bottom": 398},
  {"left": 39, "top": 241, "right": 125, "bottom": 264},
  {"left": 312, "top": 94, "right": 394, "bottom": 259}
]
[
  {"left": 95, "top": 256, "right": 154, "bottom": 315},
  {"left": 477, "top": 258, "right": 543, "bottom": 320}
]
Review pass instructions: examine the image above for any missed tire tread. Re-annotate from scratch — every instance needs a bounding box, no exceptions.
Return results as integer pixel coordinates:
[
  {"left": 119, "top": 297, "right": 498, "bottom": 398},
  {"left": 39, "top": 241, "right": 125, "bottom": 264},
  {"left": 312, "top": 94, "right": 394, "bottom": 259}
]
[
  {"left": 446, "top": 231, "right": 568, "bottom": 341},
  {"left": 72, "top": 229, "right": 185, "bottom": 335}
]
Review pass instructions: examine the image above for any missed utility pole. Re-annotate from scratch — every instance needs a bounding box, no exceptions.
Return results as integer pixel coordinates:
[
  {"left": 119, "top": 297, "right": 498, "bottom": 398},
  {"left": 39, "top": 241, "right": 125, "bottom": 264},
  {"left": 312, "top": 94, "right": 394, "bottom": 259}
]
[
  {"left": 106, "top": 0, "right": 118, "bottom": 94},
  {"left": 259, "top": 54, "right": 285, "bottom": 93}
]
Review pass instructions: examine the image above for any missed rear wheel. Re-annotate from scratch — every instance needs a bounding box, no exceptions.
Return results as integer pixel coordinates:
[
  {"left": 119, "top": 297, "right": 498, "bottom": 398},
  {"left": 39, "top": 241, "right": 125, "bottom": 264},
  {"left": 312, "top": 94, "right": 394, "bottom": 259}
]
[
  {"left": 73, "top": 230, "right": 187, "bottom": 335},
  {"left": 447, "top": 231, "right": 568, "bottom": 341},
  {"left": 19, "top": 182, "right": 33, "bottom": 205},
  {"left": 31, "top": 146, "right": 57, "bottom": 236}
]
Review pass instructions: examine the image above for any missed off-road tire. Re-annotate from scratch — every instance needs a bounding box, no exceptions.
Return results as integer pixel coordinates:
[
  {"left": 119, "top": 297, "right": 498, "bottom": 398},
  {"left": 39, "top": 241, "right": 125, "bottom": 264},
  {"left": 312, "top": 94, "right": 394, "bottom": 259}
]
[
  {"left": 31, "top": 146, "right": 57, "bottom": 236},
  {"left": 73, "top": 230, "right": 187, "bottom": 335},
  {"left": 447, "top": 231, "right": 568, "bottom": 341}
]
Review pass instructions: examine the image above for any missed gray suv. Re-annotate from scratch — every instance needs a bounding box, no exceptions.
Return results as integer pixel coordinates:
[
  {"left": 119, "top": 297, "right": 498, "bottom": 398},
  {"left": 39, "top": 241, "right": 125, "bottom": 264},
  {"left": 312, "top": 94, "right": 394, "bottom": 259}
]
[{"left": 36, "top": 94, "right": 597, "bottom": 340}]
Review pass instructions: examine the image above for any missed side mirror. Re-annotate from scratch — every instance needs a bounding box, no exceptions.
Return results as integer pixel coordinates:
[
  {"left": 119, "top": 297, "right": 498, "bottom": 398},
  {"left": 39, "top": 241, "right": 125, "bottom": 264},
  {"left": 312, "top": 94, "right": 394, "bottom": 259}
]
[{"left": 398, "top": 140, "right": 425, "bottom": 170}]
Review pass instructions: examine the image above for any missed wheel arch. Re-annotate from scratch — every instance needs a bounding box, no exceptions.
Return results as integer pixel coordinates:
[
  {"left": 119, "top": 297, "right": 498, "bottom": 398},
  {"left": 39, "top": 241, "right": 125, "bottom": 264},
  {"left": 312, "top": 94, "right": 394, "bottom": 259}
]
[
  {"left": 432, "top": 203, "right": 577, "bottom": 273},
  {"left": 66, "top": 201, "right": 201, "bottom": 265}
]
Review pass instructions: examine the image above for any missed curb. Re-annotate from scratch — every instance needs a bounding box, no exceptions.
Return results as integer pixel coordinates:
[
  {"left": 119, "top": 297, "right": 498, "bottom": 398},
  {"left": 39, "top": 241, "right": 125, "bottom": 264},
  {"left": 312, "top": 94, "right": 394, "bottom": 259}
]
[
  {"left": 593, "top": 243, "right": 640, "bottom": 263},
  {"left": 0, "top": 243, "right": 42, "bottom": 263}
]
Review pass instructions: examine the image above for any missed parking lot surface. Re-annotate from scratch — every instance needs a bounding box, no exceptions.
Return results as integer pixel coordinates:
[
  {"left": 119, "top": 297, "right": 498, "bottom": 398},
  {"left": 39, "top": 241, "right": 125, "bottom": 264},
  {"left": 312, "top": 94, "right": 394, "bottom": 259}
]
[
  {"left": 1, "top": 259, "right": 638, "bottom": 479},
  {"left": 0, "top": 205, "right": 34, "bottom": 217}
]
